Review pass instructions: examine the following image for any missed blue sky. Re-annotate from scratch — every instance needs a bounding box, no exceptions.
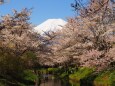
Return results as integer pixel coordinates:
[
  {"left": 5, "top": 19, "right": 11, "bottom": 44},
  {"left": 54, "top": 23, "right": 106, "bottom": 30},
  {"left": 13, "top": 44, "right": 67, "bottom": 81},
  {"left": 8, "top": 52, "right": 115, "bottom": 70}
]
[{"left": 0, "top": 0, "right": 76, "bottom": 25}]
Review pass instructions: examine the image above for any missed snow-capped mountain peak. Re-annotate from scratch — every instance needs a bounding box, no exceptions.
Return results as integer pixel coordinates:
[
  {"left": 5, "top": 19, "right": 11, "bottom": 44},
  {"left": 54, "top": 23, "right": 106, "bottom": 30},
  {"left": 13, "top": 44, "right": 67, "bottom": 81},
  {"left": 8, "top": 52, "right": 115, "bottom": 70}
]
[{"left": 34, "top": 18, "right": 67, "bottom": 34}]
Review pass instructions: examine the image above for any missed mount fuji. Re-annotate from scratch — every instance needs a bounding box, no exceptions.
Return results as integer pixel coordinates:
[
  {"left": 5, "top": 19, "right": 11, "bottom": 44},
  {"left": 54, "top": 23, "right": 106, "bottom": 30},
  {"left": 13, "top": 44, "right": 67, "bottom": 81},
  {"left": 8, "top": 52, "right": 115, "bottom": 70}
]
[{"left": 33, "top": 19, "right": 67, "bottom": 34}]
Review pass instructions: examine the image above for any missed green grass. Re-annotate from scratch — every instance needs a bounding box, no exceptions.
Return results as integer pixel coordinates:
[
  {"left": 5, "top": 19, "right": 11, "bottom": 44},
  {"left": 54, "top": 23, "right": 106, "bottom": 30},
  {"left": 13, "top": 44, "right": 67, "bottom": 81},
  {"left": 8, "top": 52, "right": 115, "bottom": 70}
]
[
  {"left": 60, "top": 72, "right": 68, "bottom": 78},
  {"left": 110, "top": 71, "right": 115, "bottom": 86},
  {"left": 94, "top": 70, "right": 115, "bottom": 86},
  {"left": 69, "top": 79, "right": 80, "bottom": 86},
  {"left": 69, "top": 67, "right": 94, "bottom": 82}
]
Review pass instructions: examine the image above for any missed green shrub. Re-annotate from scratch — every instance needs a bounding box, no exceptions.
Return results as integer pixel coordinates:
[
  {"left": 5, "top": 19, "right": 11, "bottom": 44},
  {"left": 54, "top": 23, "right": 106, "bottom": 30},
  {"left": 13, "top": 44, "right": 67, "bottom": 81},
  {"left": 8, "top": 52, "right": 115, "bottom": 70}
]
[{"left": 23, "top": 70, "right": 37, "bottom": 82}]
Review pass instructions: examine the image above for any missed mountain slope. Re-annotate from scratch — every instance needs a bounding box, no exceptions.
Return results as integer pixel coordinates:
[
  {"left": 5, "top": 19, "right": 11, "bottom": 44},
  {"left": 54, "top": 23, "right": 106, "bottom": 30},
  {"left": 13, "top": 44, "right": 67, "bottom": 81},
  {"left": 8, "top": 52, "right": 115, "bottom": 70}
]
[{"left": 34, "top": 19, "right": 67, "bottom": 34}]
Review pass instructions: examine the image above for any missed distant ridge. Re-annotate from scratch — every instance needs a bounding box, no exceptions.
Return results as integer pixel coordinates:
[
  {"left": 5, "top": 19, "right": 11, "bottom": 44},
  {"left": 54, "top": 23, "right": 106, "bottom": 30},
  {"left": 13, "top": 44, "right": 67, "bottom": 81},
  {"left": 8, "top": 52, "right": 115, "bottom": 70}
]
[{"left": 33, "top": 19, "right": 67, "bottom": 34}]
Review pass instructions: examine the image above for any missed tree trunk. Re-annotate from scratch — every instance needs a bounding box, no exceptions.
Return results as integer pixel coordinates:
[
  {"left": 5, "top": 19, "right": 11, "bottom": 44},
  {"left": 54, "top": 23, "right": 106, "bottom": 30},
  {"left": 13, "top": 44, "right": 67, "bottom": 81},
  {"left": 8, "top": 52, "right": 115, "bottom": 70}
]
[{"left": 34, "top": 70, "right": 39, "bottom": 86}]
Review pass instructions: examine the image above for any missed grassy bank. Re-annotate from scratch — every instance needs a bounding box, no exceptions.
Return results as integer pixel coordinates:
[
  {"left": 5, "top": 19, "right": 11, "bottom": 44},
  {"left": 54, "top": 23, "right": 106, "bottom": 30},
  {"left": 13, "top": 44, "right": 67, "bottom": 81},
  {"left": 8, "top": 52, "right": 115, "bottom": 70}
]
[
  {"left": 94, "top": 70, "right": 115, "bottom": 86},
  {"left": 69, "top": 67, "right": 115, "bottom": 86},
  {"left": 69, "top": 67, "right": 94, "bottom": 82}
]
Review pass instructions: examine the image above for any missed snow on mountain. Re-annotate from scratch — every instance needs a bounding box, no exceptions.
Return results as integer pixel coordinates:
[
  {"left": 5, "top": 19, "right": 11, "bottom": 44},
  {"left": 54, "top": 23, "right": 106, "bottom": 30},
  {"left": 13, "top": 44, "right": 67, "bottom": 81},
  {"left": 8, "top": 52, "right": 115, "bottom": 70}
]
[{"left": 33, "top": 19, "right": 67, "bottom": 34}]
